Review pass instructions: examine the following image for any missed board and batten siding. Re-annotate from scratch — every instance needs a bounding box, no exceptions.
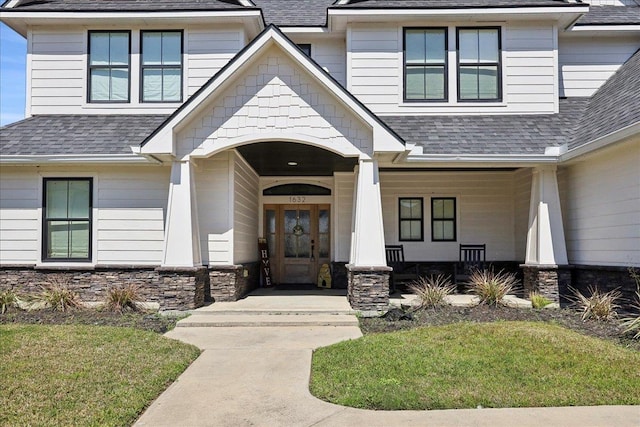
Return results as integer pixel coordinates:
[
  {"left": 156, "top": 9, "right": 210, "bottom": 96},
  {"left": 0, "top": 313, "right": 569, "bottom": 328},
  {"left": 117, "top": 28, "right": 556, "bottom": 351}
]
[
  {"left": 233, "top": 152, "right": 259, "bottom": 264},
  {"left": 0, "top": 165, "right": 169, "bottom": 265},
  {"left": 348, "top": 22, "right": 558, "bottom": 115},
  {"left": 560, "top": 139, "right": 640, "bottom": 267},
  {"left": 379, "top": 171, "right": 518, "bottom": 262},
  {"left": 195, "top": 153, "right": 232, "bottom": 265},
  {"left": 334, "top": 172, "right": 356, "bottom": 262},
  {"left": 28, "top": 26, "right": 245, "bottom": 115},
  {"left": 559, "top": 36, "right": 640, "bottom": 97}
]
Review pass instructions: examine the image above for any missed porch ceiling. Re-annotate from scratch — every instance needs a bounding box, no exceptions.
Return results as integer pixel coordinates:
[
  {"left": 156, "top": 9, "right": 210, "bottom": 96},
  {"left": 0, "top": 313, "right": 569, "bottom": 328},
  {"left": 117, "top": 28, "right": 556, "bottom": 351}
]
[{"left": 237, "top": 142, "right": 358, "bottom": 176}]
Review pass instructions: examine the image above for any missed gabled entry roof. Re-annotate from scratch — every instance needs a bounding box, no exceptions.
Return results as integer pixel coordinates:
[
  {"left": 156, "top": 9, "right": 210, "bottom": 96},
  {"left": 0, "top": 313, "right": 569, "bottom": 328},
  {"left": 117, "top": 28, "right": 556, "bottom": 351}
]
[{"left": 140, "top": 24, "right": 405, "bottom": 158}]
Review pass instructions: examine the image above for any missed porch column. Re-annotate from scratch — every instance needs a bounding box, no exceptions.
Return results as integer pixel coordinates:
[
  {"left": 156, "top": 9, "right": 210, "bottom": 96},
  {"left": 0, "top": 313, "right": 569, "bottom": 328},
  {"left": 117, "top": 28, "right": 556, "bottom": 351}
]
[
  {"left": 162, "top": 160, "right": 202, "bottom": 267},
  {"left": 347, "top": 159, "right": 391, "bottom": 311},
  {"left": 522, "top": 166, "right": 570, "bottom": 303}
]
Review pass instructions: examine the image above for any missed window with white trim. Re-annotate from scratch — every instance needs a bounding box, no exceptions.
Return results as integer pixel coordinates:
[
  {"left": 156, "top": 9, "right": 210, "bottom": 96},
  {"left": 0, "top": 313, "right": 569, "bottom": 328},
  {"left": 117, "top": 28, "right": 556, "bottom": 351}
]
[
  {"left": 88, "top": 31, "right": 130, "bottom": 102},
  {"left": 399, "top": 198, "right": 424, "bottom": 241},
  {"left": 457, "top": 27, "right": 501, "bottom": 101},
  {"left": 141, "top": 31, "right": 183, "bottom": 102},
  {"left": 431, "top": 197, "right": 456, "bottom": 242},
  {"left": 404, "top": 28, "right": 447, "bottom": 101}
]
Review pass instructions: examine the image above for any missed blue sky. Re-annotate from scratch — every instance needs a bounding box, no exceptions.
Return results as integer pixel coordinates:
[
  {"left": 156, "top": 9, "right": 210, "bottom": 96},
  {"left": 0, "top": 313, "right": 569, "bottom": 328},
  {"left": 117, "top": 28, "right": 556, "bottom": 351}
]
[{"left": 1, "top": 22, "right": 26, "bottom": 126}]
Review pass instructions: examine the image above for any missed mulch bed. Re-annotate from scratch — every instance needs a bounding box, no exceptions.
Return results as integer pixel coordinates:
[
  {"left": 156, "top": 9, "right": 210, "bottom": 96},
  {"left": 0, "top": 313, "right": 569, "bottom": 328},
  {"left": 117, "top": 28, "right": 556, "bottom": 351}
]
[
  {"left": 361, "top": 304, "right": 640, "bottom": 351},
  {"left": 0, "top": 308, "right": 180, "bottom": 334}
]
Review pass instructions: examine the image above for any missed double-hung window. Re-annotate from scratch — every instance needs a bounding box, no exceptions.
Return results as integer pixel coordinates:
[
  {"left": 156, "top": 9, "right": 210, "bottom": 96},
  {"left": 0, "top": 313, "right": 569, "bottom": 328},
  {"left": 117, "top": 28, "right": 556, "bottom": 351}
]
[
  {"left": 399, "top": 198, "right": 424, "bottom": 241},
  {"left": 88, "top": 31, "right": 130, "bottom": 102},
  {"left": 457, "top": 27, "right": 501, "bottom": 101},
  {"left": 404, "top": 28, "right": 447, "bottom": 101},
  {"left": 43, "top": 179, "right": 92, "bottom": 261},
  {"left": 431, "top": 197, "right": 456, "bottom": 242},
  {"left": 141, "top": 31, "right": 183, "bottom": 102}
]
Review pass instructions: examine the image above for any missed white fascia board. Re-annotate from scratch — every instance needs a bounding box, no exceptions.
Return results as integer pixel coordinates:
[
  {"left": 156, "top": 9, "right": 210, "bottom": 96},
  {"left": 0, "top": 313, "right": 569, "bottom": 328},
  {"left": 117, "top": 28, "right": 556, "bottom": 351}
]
[
  {"left": 405, "top": 153, "right": 558, "bottom": 166},
  {"left": 142, "top": 26, "right": 405, "bottom": 156},
  {"left": 569, "top": 25, "right": 640, "bottom": 33},
  {"left": 328, "top": 6, "right": 589, "bottom": 18},
  {"left": 0, "top": 10, "right": 262, "bottom": 19},
  {"left": 281, "top": 27, "right": 329, "bottom": 34},
  {"left": 0, "top": 154, "right": 154, "bottom": 164},
  {"left": 560, "top": 122, "right": 640, "bottom": 162}
]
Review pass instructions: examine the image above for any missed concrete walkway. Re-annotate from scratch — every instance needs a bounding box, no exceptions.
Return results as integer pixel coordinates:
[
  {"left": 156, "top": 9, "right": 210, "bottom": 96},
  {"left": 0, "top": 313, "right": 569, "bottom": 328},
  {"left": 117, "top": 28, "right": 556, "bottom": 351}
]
[{"left": 136, "top": 290, "right": 640, "bottom": 427}]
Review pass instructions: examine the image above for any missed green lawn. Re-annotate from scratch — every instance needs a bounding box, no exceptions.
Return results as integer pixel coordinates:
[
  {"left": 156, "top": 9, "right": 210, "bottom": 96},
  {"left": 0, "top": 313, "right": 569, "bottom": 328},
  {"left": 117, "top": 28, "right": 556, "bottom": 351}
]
[
  {"left": 310, "top": 322, "right": 640, "bottom": 410},
  {"left": 0, "top": 324, "right": 200, "bottom": 426}
]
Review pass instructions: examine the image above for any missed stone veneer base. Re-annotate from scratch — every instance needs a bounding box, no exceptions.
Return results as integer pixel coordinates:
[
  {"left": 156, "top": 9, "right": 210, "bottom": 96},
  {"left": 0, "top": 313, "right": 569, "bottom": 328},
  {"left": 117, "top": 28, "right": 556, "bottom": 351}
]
[
  {"left": 0, "top": 265, "right": 206, "bottom": 311},
  {"left": 208, "top": 263, "right": 259, "bottom": 302},
  {"left": 521, "top": 264, "right": 572, "bottom": 304},
  {"left": 347, "top": 265, "right": 391, "bottom": 311}
]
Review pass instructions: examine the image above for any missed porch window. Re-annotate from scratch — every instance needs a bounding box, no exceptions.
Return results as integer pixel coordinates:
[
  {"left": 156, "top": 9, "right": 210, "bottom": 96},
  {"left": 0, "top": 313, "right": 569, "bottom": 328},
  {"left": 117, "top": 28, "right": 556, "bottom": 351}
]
[
  {"left": 88, "top": 31, "right": 130, "bottom": 102},
  {"left": 141, "top": 31, "right": 183, "bottom": 102},
  {"left": 404, "top": 28, "right": 447, "bottom": 101},
  {"left": 457, "top": 27, "right": 501, "bottom": 101},
  {"left": 43, "top": 178, "right": 92, "bottom": 261},
  {"left": 399, "top": 198, "right": 424, "bottom": 241},
  {"left": 431, "top": 197, "right": 456, "bottom": 242}
]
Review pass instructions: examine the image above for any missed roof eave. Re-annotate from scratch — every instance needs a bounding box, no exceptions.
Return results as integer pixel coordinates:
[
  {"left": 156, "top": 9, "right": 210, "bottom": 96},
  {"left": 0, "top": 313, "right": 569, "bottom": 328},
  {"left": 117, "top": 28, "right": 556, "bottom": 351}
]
[{"left": 561, "top": 122, "right": 640, "bottom": 162}]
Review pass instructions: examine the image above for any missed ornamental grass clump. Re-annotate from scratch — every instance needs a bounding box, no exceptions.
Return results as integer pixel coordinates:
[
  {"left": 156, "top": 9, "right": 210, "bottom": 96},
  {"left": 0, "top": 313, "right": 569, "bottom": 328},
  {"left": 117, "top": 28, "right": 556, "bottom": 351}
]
[
  {"left": 105, "top": 283, "right": 144, "bottom": 313},
  {"left": 38, "top": 279, "right": 82, "bottom": 312},
  {"left": 0, "top": 289, "right": 20, "bottom": 314},
  {"left": 529, "top": 291, "right": 553, "bottom": 309},
  {"left": 408, "top": 275, "right": 455, "bottom": 308},
  {"left": 570, "top": 285, "right": 620, "bottom": 321},
  {"left": 621, "top": 268, "right": 640, "bottom": 339},
  {"left": 467, "top": 269, "right": 519, "bottom": 306}
]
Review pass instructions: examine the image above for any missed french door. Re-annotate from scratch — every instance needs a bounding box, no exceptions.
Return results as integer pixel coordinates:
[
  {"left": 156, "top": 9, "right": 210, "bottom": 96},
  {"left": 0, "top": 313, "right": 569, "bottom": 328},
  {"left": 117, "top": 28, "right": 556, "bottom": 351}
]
[{"left": 264, "top": 204, "right": 330, "bottom": 285}]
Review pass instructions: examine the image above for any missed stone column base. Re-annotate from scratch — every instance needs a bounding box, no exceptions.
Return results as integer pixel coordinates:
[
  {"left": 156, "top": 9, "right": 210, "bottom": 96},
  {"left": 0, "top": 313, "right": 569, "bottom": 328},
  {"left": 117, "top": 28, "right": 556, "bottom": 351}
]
[
  {"left": 347, "top": 265, "right": 392, "bottom": 311},
  {"left": 208, "top": 263, "right": 259, "bottom": 302},
  {"left": 521, "top": 264, "right": 572, "bottom": 304}
]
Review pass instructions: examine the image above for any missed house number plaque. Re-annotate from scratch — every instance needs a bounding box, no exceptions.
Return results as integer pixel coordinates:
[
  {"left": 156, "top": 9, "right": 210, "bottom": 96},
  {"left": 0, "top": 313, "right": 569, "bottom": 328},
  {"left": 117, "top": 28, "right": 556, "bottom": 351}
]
[{"left": 288, "top": 196, "right": 306, "bottom": 203}]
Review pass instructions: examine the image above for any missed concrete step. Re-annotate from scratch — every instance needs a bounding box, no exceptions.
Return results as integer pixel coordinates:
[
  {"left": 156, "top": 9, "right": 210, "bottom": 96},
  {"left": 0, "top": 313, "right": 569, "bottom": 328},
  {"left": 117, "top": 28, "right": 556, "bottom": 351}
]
[
  {"left": 187, "top": 309, "right": 357, "bottom": 316},
  {"left": 176, "top": 313, "right": 359, "bottom": 328}
]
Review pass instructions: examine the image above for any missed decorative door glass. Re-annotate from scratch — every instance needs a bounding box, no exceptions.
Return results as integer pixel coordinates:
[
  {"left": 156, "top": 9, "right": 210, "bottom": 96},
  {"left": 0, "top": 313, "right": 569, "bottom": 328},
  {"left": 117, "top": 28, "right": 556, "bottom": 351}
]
[
  {"left": 318, "top": 209, "right": 330, "bottom": 258},
  {"left": 284, "top": 209, "right": 311, "bottom": 258}
]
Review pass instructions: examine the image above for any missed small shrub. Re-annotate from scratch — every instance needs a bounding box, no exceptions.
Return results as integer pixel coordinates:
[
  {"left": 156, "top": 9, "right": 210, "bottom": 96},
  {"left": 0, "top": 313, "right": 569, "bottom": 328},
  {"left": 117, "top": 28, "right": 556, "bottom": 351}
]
[
  {"left": 105, "top": 284, "right": 144, "bottom": 313},
  {"left": 467, "top": 269, "right": 519, "bottom": 306},
  {"left": 408, "top": 275, "right": 455, "bottom": 308},
  {"left": 0, "top": 289, "right": 20, "bottom": 314},
  {"left": 529, "top": 291, "right": 553, "bottom": 309},
  {"left": 621, "top": 268, "right": 640, "bottom": 339},
  {"left": 570, "top": 286, "right": 620, "bottom": 321},
  {"left": 37, "top": 279, "right": 82, "bottom": 312}
]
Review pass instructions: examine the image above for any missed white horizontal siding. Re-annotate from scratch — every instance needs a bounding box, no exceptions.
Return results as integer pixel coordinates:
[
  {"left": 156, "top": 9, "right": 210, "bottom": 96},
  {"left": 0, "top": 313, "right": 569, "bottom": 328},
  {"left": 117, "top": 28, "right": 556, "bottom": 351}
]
[
  {"left": 95, "top": 167, "right": 170, "bottom": 264},
  {"left": 561, "top": 139, "right": 640, "bottom": 267},
  {"left": 514, "top": 168, "right": 532, "bottom": 261},
  {"left": 186, "top": 27, "right": 244, "bottom": 97},
  {"left": 29, "top": 29, "right": 85, "bottom": 114},
  {"left": 233, "top": 152, "right": 259, "bottom": 264},
  {"left": 559, "top": 36, "right": 640, "bottom": 97},
  {"left": 0, "top": 170, "right": 39, "bottom": 263},
  {"left": 380, "top": 171, "right": 517, "bottom": 261},
  {"left": 348, "top": 22, "right": 558, "bottom": 114},
  {"left": 285, "top": 36, "right": 347, "bottom": 87},
  {"left": 195, "top": 153, "right": 232, "bottom": 265}
]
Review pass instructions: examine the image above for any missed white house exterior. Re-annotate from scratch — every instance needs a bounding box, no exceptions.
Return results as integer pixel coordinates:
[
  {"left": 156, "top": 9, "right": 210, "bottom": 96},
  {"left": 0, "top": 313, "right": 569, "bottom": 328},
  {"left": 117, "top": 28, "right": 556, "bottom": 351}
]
[{"left": 0, "top": 0, "right": 638, "bottom": 311}]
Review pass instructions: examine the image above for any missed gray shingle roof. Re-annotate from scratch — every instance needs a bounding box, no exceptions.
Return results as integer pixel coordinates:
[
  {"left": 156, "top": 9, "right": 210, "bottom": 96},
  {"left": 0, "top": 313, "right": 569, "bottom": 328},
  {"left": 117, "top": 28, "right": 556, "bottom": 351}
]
[
  {"left": 570, "top": 48, "right": 640, "bottom": 149},
  {"left": 380, "top": 98, "right": 588, "bottom": 155},
  {"left": 333, "top": 0, "right": 580, "bottom": 9},
  {"left": 1, "top": 0, "right": 251, "bottom": 11},
  {"left": 0, "top": 115, "right": 168, "bottom": 155},
  {"left": 575, "top": 5, "right": 640, "bottom": 25},
  {"left": 254, "top": 0, "right": 333, "bottom": 26}
]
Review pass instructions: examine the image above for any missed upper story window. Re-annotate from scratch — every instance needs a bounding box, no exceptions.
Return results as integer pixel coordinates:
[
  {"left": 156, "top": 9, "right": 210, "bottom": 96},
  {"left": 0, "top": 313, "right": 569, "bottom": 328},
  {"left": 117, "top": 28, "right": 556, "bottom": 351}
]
[
  {"left": 297, "top": 44, "right": 311, "bottom": 56},
  {"left": 141, "top": 31, "right": 183, "bottom": 102},
  {"left": 88, "top": 31, "right": 130, "bottom": 102},
  {"left": 404, "top": 28, "right": 447, "bottom": 102},
  {"left": 457, "top": 28, "right": 501, "bottom": 101}
]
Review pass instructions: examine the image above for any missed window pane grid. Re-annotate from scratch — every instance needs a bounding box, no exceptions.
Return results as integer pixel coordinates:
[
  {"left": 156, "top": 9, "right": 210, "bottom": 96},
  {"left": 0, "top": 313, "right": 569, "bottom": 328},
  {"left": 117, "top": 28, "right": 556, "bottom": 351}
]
[
  {"left": 431, "top": 198, "right": 456, "bottom": 242},
  {"left": 43, "top": 179, "right": 92, "bottom": 261},
  {"left": 457, "top": 28, "right": 500, "bottom": 101},
  {"left": 141, "top": 31, "right": 182, "bottom": 102},
  {"left": 399, "top": 198, "right": 423, "bottom": 241},
  {"left": 404, "top": 28, "right": 447, "bottom": 101},
  {"left": 89, "top": 32, "right": 129, "bottom": 102}
]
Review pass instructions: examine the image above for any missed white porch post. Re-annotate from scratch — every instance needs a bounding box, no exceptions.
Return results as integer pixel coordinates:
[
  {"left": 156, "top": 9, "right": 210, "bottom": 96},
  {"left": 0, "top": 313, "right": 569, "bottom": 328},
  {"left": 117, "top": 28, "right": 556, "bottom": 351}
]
[
  {"left": 350, "top": 158, "right": 387, "bottom": 266},
  {"left": 162, "top": 160, "right": 202, "bottom": 267},
  {"left": 525, "top": 166, "right": 568, "bottom": 266}
]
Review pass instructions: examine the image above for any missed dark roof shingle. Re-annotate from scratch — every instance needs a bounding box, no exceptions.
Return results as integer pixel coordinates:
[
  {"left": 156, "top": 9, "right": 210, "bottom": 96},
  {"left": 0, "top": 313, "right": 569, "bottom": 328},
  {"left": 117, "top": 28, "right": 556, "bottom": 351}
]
[
  {"left": 254, "top": 0, "right": 334, "bottom": 26},
  {"left": 381, "top": 98, "right": 589, "bottom": 155},
  {"left": 575, "top": 5, "right": 640, "bottom": 26},
  {"left": 2, "top": 0, "right": 251, "bottom": 11},
  {"left": 0, "top": 115, "right": 168, "bottom": 156}
]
